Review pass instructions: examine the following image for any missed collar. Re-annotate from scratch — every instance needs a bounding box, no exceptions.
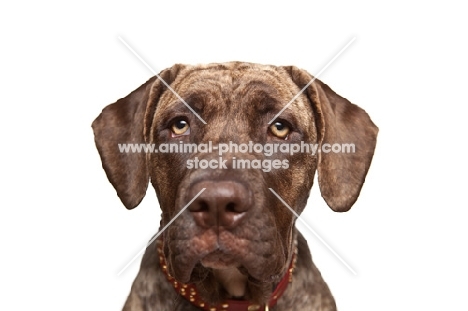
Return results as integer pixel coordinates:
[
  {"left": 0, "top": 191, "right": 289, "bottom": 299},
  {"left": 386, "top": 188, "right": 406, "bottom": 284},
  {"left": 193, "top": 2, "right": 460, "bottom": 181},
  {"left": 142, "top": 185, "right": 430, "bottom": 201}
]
[{"left": 156, "top": 239, "right": 297, "bottom": 311}]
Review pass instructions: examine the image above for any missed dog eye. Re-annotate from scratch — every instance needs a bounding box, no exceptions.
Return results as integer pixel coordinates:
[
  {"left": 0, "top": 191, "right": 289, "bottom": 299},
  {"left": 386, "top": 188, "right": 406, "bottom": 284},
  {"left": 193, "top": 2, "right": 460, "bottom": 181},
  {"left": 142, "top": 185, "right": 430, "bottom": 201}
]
[
  {"left": 171, "top": 119, "right": 190, "bottom": 136},
  {"left": 270, "top": 121, "right": 290, "bottom": 139}
]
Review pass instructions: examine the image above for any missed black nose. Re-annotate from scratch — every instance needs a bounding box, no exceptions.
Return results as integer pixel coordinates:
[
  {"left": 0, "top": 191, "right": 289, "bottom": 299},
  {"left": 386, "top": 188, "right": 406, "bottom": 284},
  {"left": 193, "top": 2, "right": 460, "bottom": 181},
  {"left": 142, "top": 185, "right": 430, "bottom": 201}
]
[{"left": 188, "top": 181, "right": 251, "bottom": 229}]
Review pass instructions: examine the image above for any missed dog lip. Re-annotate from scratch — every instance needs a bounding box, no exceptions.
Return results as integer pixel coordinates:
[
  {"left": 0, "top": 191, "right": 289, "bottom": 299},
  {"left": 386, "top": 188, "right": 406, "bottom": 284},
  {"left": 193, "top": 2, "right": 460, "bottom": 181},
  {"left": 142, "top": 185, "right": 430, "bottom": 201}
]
[
  {"left": 173, "top": 243, "right": 285, "bottom": 284},
  {"left": 200, "top": 250, "right": 240, "bottom": 269}
]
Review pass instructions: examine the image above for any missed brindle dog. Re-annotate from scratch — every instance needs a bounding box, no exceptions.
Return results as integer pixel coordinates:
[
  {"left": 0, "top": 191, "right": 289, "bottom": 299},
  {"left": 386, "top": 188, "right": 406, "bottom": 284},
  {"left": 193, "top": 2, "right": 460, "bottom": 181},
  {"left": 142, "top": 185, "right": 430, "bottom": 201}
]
[{"left": 92, "top": 62, "right": 378, "bottom": 310}]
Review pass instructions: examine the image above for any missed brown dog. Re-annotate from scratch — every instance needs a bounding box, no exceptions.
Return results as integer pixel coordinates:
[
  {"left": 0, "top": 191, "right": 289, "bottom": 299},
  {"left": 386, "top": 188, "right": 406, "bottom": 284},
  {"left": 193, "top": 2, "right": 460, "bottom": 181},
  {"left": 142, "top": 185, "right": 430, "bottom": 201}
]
[{"left": 92, "top": 62, "right": 378, "bottom": 310}]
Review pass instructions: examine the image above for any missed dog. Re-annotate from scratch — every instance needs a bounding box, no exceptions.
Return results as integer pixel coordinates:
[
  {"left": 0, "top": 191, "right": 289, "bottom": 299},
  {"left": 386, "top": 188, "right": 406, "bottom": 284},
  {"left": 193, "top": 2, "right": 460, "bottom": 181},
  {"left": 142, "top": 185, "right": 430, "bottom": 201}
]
[{"left": 92, "top": 62, "right": 378, "bottom": 310}]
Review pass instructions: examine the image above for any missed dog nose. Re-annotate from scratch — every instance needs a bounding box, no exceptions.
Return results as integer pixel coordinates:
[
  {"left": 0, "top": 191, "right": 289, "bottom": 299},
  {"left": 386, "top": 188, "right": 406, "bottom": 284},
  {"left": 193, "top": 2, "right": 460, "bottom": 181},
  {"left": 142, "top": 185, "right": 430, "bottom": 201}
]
[{"left": 188, "top": 181, "right": 251, "bottom": 229}]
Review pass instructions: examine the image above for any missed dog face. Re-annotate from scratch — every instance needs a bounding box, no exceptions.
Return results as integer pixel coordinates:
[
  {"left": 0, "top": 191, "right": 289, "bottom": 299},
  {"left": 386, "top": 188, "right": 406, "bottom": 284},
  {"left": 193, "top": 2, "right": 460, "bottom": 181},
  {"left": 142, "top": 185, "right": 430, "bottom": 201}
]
[
  {"left": 149, "top": 64, "right": 318, "bottom": 285},
  {"left": 92, "top": 62, "right": 377, "bottom": 302}
]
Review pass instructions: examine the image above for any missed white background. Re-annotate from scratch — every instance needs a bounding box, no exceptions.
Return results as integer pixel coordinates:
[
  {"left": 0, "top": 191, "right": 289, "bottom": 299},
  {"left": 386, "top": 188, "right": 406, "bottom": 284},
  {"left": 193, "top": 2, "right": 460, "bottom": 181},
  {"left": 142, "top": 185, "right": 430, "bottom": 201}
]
[{"left": 1, "top": 1, "right": 467, "bottom": 310}]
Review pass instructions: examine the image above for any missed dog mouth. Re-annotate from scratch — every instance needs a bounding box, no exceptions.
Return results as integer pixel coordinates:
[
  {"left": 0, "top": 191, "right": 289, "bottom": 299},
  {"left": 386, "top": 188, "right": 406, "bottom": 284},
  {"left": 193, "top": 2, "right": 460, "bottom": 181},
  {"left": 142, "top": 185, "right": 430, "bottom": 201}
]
[
  {"left": 200, "top": 249, "right": 242, "bottom": 269},
  {"left": 167, "top": 238, "right": 285, "bottom": 285}
]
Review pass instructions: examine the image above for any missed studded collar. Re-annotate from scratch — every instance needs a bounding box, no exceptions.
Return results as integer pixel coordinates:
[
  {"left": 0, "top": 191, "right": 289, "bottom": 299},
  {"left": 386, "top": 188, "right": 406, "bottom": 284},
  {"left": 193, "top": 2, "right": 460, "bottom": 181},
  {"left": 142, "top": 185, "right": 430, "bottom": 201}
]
[{"left": 156, "top": 239, "right": 297, "bottom": 311}]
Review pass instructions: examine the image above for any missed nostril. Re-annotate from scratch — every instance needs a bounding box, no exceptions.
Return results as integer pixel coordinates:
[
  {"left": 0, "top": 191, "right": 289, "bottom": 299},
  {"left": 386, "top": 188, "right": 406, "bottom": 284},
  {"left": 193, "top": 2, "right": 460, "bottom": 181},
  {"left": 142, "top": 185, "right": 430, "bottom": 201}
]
[
  {"left": 190, "top": 200, "right": 210, "bottom": 212},
  {"left": 226, "top": 202, "right": 237, "bottom": 213},
  {"left": 221, "top": 200, "right": 247, "bottom": 228},
  {"left": 198, "top": 201, "right": 209, "bottom": 212}
]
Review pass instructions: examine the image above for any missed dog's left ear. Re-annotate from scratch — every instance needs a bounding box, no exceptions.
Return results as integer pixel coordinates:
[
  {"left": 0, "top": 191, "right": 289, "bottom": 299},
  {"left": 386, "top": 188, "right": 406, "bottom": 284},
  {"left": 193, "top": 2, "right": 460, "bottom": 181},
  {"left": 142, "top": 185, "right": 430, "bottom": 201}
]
[
  {"left": 284, "top": 66, "right": 378, "bottom": 212},
  {"left": 92, "top": 65, "right": 184, "bottom": 209}
]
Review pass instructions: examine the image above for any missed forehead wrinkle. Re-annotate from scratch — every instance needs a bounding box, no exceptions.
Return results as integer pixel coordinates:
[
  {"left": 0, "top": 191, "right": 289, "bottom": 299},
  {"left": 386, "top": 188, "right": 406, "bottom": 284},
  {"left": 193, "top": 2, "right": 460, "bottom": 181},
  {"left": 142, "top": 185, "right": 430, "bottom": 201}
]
[
  {"left": 156, "top": 73, "right": 232, "bottom": 119},
  {"left": 261, "top": 68, "right": 312, "bottom": 128},
  {"left": 232, "top": 80, "right": 284, "bottom": 114},
  {"left": 154, "top": 101, "right": 191, "bottom": 123},
  {"left": 230, "top": 69, "right": 312, "bottom": 126},
  {"left": 177, "top": 70, "right": 232, "bottom": 101},
  {"left": 238, "top": 69, "right": 295, "bottom": 97},
  {"left": 179, "top": 67, "right": 233, "bottom": 93}
]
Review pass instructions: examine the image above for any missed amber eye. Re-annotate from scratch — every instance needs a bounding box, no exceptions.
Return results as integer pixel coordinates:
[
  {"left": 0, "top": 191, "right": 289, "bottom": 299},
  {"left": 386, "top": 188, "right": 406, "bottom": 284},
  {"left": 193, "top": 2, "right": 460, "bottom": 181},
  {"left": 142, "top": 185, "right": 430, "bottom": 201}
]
[
  {"left": 171, "top": 119, "right": 190, "bottom": 136},
  {"left": 270, "top": 121, "right": 290, "bottom": 139}
]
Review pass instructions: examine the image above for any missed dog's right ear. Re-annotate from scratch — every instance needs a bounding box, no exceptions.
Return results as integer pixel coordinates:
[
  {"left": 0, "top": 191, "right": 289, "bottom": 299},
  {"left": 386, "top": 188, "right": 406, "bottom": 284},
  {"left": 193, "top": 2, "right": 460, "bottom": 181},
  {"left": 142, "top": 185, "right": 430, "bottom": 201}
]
[{"left": 92, "top": 65, "right": 184, "bottom": 209}]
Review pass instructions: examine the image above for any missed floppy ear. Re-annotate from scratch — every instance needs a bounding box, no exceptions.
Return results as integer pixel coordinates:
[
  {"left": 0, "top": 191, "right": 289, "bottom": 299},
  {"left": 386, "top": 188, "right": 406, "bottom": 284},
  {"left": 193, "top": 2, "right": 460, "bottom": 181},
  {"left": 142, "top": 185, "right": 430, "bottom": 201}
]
[
  {"left": 92, "top": 65, "right": 184, "bottom": 209},
  {"left": 285, "top": 66, "right": 378, "bottom": 212}
]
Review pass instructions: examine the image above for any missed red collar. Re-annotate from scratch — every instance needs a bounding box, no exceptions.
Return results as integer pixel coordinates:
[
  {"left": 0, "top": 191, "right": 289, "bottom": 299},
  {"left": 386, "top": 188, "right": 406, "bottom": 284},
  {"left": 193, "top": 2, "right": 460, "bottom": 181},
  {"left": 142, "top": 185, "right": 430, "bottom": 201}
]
[{"left": 156, "top": 239, "right": 297, "bottom": 311}]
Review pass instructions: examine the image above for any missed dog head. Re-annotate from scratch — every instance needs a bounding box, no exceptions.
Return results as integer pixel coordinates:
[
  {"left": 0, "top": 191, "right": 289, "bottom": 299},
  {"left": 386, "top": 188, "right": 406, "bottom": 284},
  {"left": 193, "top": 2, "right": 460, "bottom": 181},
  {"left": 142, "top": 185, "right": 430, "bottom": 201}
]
[{"left": 92, "top": 62, "right": 377, "bottom": 303}]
